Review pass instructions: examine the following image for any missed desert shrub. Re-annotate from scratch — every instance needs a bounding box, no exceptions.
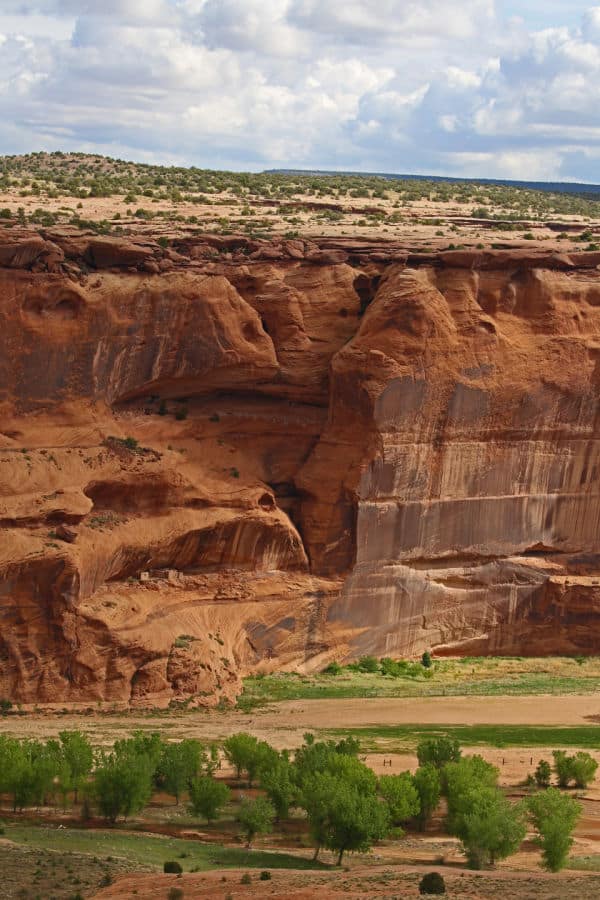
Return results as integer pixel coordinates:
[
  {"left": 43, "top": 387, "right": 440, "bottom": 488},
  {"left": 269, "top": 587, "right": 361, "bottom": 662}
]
[
  {"left": 535, "top": 759, "right": 552, "bottom": 788},
  {"left": 421, "top": 651, "right": 433, "bottom": 668},
  {"left": 240, "top": 873, "right": 252, "bottom": 884},
  {"left": 380, "top": 657, "right": 401, "bottom": 677},
  {"left": 163, "top": 860, "right": 183, "bottom": 874},
  {"left": 175, "top": 406, "right": 188, "bottom": 421},
  {"left": 418, "top": 737, "right": 461, "bottom": 770},
  {"left": 357, "top": 656, "right": 379, "bottom": 673},
  {"left": 419, "top": 871, "right": 446, "bottom": 894},
  {"left": 552, "top": 750, "right": 598, "bottom": 788},
  {"left": 569, "top": 752, "right": 598, "bottom": 789},
  {"left": 168, "top": 889, "right": 184, "bottom": 900},
  {"left": 323, "top": 661, "right": 341, "bottom": 675},
  {"left": 259, "top": 871, "right": 271, "bottom": 880}
]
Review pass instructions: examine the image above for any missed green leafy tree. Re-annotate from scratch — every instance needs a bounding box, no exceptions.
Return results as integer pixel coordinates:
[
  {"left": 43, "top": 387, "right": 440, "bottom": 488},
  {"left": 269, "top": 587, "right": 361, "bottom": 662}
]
[
  {"left": 534, "top": 759, "right": 552, "bottom": 789},
  {"left": 417, "top": 737, "right": 461, "bottom": 770},
  {"left": 413, "top": 764, "right": 441, "bottom": 830},
  {"left": 188, "top": 776, "right": 230, "bottom": 823},
  {"left": 59, "top": 731, "right": 93, "bottom": 802},
  {"left": 300, "top": 754, "right": 388, "bottom": 863},
  {"left": 6, "top": 740, "right": 59, "bottom": 811},
  {"left": 569, "top": 752, "right": 598, "bottom": 789},
  {"left": 552, "top": 751, "right": 572, "bottom": 788},
  {"left": 450, "top": 785, "right": 526, "bottom": 869},
  {"left": 326, "top": 778, "right": 389, "bottom": 865},
  {"left": 293, "top": 734, "right": 360, "bottom": 786},
  {"left": 528, "top": 788, "right": 582, "bottom": 872},
  {"left": 114, "top": 731, "right": 164, "bottom": 776},
  {"left": 300, "top": 771, "right": 337, "bottom": 859},
  {"left": 237, "top": 796, "right": 275, "bottom": 847},
  {"left": 158, "top": 739, "right": 204, "bottom": 803},
  {"left": 223, "top": 733, "right": 259, "bottom": 782},
  {"left": 93, "top": 752, "right": 153, "bottom": 823},
  {"left": 443, "top": 755, "right": 499, "bottom": 832},
  {"left": 259, "top": 753, "right": 297, "bottom": 821},
  {"left": 379, "top": 772, "right": 420, "bottom": 828}
]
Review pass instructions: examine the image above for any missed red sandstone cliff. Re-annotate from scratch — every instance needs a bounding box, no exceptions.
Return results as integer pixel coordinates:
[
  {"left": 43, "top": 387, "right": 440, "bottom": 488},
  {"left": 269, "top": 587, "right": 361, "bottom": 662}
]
[{"left": 1, "top": 227, "right": 600, "bottom": 706}]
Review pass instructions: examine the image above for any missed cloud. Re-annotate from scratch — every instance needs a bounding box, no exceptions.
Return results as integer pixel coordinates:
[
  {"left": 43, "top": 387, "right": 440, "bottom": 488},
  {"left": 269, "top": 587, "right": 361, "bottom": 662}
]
[{"left": 0, "top": 1, "right": 598, "bottom": 180}]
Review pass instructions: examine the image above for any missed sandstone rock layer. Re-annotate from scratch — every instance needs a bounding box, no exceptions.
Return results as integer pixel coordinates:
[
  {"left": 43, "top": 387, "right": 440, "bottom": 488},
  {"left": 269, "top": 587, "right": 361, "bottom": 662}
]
[{"left": 2, "top": 230, "right": 600, "bottom": 705}]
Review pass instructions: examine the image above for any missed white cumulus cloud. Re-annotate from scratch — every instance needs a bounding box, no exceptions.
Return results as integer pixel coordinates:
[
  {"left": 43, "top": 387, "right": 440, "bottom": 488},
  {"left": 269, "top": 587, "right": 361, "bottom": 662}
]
[{"left": 0, "top": 0, "right": 597, "bottom": 180}]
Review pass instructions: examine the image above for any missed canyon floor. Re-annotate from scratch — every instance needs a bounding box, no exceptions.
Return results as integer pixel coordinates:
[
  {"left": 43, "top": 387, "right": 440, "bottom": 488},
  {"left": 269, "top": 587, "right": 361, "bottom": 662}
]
[{"left": 2, "top": 671, "right": 600, "bottom": 898}]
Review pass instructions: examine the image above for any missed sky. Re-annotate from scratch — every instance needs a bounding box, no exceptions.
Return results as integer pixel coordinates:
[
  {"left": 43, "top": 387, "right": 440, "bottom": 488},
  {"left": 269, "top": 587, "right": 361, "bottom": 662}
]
[{"left": 0, "top": 1, "right": 599, "bottom": 181}]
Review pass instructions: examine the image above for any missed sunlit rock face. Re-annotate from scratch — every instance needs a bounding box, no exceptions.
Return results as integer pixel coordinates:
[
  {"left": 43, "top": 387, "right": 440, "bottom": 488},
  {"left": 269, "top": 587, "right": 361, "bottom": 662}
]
[{"left": 1, "top": 230, "right": 600, "bottom": 705}]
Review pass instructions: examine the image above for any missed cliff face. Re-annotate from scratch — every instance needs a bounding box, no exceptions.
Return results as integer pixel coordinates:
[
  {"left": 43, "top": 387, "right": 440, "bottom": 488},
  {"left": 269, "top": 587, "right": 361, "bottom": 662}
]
[{"left": 2, "top": 229, "right": 600, "bottom": 705}]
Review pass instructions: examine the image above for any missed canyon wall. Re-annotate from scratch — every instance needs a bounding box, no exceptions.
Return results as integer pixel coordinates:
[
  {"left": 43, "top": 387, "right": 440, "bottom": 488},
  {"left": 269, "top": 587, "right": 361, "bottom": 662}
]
[{"left": 1, "top": 228, "right": 600, "bottom": 705}]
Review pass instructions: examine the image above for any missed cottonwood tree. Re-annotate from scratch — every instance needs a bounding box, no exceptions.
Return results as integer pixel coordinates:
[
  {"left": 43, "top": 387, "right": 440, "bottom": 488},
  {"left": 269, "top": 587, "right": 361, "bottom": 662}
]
[
  {"left": 301, "top": 754, "right": 389, "bottom": 864},
  {"left": 379, "top": 772, "right": 420, "bottom": 828},
  {"left": 59, "top": 731, "right": 93, "bottom": 802},
  {"left": 237, "top": 796, "right": 275, "bottom": 847},
  {"left": 528, "top": 788, "right": 582, "bottom": 872},
  {"left": 93, "top": 751, "right": 153, "bottom": 824},
  {"left": 259, "top": 752, "right": 297, "bottom": 821},
  {"left": 450, "top": 785, "right": 526, "bottom": 869},
  {"left": 158, "top": 739, "right": 204, "bottom": 803},
  {"left": 188, "top": 776, "right": 230, "bottom": 823},
  {"left": 413, "top": 764, "right": 441, "bottom": 830}
]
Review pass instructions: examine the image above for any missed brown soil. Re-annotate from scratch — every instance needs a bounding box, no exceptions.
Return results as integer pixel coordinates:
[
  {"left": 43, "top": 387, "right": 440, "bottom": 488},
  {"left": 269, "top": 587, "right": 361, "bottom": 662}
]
[
  {"left": 94, "top": 865, "right": 600, "bottom": 899},
  {"left": 2, "top": 693, "right": 599, "bottom": 747}
]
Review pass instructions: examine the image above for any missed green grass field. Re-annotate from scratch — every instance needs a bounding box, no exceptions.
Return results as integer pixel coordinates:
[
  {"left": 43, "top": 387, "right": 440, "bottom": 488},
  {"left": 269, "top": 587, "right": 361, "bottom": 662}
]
[
  {"left": 237, "top": 657, "right": 600, "bottom": 710},
  {"left": 3, "top": 824, "right": 328, "bottom": 872},
  {"left": 327, "top": 724, "right": 600, "bottom": 753}
]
